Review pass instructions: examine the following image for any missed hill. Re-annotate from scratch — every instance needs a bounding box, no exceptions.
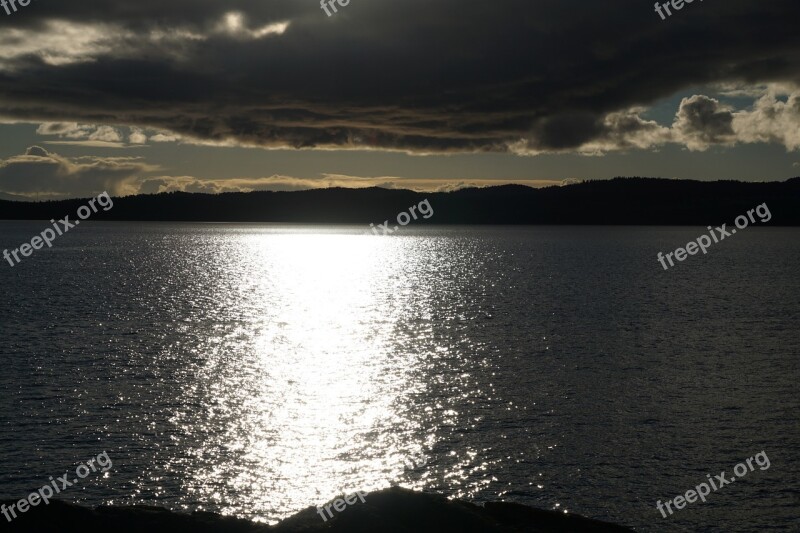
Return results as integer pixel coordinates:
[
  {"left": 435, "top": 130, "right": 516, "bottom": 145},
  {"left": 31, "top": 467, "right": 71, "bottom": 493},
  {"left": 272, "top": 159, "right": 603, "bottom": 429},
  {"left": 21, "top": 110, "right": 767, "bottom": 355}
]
[{"left": 1, "top": 178, "right": 799, "bottom": 225}]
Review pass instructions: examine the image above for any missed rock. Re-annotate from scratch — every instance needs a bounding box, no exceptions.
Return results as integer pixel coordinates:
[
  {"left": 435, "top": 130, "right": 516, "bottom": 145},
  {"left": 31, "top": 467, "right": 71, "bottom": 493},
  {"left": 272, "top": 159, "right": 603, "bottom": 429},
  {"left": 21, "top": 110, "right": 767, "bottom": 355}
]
[{"left": 1, "top": 487, "right": 634, "bottom": 532}]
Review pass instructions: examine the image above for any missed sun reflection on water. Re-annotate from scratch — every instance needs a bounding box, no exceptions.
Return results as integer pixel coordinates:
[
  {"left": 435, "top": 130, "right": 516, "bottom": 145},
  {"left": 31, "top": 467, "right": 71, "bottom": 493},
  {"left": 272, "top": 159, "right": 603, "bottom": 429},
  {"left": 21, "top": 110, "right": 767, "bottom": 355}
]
[{"left": 165, "top": 228, "right": 486, "bottom": 523}]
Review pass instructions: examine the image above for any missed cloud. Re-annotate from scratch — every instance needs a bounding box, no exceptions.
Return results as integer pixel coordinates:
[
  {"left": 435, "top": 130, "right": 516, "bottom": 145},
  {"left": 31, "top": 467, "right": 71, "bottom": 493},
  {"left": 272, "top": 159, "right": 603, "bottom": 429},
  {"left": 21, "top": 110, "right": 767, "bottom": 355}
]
[
  {"left": 149, "top": 132, "right": 182, "bottom": 143},
  {"left": 673, "top": 95, "right": 736, "bottom": 151},
  {"left": 512, "top": 108, "right": 672, "bottom": 156},
  {"left": 0, "top": 160, "right": 564, "bottom": 201},
  {"left": 43, "top": 140, "right": 134, "bottom": 148},
  {"left": 0, "top": 21, "right": 122, "bottom": 67},
  {"left": 0, "top": 146, "right": 159, "bottom": 199},
  {"left": 88, "top": 126, "right": 123, "bottom": 142},
  {"left": 129, "top": 128, "right": 148, "bottom": 144},
  {"left": 136, "top": 175, "right": 562, "bottom": 195},
  {"left": 36, "top": 123, "right": 141, "bottom": 148},
  {"left": 215, "top": 12, "right": 289, "bottom": 40},
  {"left": 25, "top": 146, "right": 50, "bottom": 158},
  {"left": 733, "top": 89, "right": 800, "bottom": 151},
  {"left": 0, "top": 1, "right": 798, "bottom": 156},
  {"left": 36, "top": 122, "right": 94, "bottom": 139},
  {"left": 0, "top": 145, "right": 561, "bottom": 198}
]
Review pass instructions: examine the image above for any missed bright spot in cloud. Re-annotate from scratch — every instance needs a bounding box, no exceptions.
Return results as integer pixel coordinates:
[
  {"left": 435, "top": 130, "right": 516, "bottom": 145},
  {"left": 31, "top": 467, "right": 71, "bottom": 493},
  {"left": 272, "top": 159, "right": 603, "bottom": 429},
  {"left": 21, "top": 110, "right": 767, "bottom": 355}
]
[
  {"left": 252, "top": 22, "right": 290, "bottom": 38},
  {"left": 224, "top": 12, "right": 245, "bottom": 32},
  {"left": 219, "top": 11, "right": 289, "bottom": 39}
]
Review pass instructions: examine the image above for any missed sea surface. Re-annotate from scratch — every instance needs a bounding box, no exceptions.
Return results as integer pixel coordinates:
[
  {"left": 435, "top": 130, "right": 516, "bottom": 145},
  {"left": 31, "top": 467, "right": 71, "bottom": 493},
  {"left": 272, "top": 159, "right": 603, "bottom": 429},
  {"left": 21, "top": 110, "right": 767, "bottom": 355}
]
[{"left": 0, "top": 222, "right": 798, "bottom": 532}]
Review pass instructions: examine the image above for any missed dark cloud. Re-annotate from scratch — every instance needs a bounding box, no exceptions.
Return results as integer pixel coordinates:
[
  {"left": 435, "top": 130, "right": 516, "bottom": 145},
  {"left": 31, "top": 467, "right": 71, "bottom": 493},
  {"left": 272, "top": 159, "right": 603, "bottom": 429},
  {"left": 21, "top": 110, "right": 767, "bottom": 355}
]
[
  {"left": 0, "top": 0, "right": 799, "bottom": 154},
  {"left": 25, "top": 145, "right": 49, "bottom": 157}
]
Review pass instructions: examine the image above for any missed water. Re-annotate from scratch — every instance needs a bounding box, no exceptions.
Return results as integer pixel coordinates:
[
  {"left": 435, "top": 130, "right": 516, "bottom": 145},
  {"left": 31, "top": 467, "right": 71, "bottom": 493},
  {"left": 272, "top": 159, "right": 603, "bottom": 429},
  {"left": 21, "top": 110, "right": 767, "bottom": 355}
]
[{"left": 0, "top": 221, "right": 798, "bottom": 532}]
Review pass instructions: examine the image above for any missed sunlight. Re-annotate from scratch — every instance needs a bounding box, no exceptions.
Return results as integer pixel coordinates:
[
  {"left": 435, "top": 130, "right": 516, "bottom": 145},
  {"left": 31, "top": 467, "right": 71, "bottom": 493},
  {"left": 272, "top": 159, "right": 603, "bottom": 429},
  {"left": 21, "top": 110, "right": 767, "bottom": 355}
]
[
  {"left": 224, "top": 12, "right": 244, "bottom": 33},
  {"left": 183, "top": 229, "right": 425, "bottom": 522},
  {"left": 219, "top": 11, "right": 289, "bottom": 40}
]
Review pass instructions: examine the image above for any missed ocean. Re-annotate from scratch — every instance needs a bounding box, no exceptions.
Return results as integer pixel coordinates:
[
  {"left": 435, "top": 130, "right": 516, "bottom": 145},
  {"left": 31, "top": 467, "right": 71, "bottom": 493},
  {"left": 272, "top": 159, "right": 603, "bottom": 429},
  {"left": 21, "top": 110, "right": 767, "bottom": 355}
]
[{"left": 0, "top": 222, "right": 798, "bottom": 532}]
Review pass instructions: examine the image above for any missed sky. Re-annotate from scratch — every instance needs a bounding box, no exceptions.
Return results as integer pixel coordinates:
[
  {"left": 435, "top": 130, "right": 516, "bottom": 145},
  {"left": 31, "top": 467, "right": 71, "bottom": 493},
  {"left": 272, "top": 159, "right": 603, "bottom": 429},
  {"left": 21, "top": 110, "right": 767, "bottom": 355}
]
[{"left": 0, "top": 0, "right": 799, "bottom": 200}]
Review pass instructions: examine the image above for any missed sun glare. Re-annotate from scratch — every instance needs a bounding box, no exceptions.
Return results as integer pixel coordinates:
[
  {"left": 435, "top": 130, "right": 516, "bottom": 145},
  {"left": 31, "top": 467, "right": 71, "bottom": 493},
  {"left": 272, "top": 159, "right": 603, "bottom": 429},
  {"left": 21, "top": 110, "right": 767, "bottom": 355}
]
[{"left": 180, "top": 229, "right": 426, "bottom": 522}]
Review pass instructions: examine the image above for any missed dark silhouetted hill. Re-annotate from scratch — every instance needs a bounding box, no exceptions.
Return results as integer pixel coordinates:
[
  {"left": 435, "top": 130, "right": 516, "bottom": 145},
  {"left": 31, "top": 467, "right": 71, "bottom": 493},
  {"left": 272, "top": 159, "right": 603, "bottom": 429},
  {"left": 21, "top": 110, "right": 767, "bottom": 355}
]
[
  {"left": 2, "top": 487, "right": 634, "bottom": 532},
  {"left": 1, "top": 178, "right": 799, "bottom": 225}
]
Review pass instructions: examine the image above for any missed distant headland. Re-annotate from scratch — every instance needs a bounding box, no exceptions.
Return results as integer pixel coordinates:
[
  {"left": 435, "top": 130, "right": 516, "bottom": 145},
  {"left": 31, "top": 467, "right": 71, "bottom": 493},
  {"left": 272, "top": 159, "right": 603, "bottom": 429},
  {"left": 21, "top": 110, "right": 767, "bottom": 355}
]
[{"left": 1, "top": 178, "right": 799, "bottom": 225}]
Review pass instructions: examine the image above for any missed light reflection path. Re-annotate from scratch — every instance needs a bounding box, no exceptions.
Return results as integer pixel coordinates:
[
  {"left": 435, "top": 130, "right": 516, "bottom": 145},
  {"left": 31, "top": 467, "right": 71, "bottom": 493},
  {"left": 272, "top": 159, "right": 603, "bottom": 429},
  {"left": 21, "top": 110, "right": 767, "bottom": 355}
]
[{"left": 163, "top": 228, "right": 488, "bottom": 523}]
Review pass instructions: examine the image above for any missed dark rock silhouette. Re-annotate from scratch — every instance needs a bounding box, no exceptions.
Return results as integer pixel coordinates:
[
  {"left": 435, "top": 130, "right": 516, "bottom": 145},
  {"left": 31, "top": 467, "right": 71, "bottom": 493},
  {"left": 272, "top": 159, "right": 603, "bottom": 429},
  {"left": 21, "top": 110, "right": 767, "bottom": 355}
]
[
  {"left": 1, "top": 487, "right": 634, "bottom": 532},
  {"left": 1, "top": 177, "right": 799, "bottom": 225}
]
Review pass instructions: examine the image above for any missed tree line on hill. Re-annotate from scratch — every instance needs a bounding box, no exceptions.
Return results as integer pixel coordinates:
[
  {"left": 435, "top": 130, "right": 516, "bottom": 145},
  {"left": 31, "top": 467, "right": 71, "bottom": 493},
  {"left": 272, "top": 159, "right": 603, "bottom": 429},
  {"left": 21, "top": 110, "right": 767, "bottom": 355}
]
[{"left": 1, "top": 178, "right": 799, "bottom": 225}]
